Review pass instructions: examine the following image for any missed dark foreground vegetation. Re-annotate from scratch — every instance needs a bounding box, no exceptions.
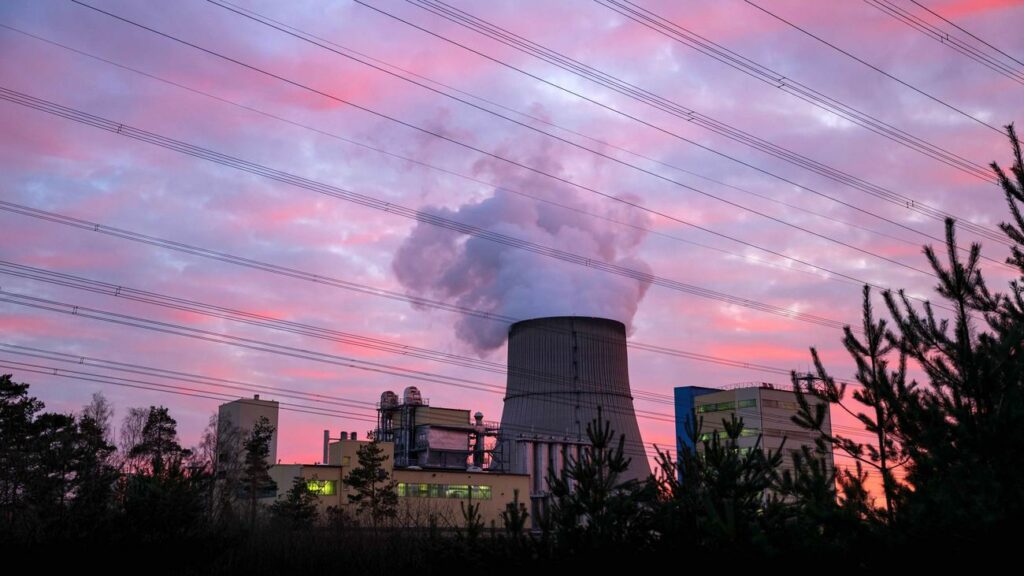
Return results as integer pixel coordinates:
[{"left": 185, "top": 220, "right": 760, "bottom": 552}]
[{"left": 3, "top": 127, "right": 1024, "bottom": 572}]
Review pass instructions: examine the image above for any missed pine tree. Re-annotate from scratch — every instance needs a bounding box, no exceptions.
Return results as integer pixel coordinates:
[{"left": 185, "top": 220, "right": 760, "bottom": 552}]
[
  {"left": 343, "top": 439, "right": 397, "bottom": 527},
  {"left": 791, "top": 285, "right": 911, "bottom": 524},
  {"left": 790, "top": 124, "right": 1024, "bottom": 553},
  {"left": 129, "top": 406, "right": 190, "bottom": 476},
  {"left": 545, "top": 407, "right": 651, "bottom": 553},
  {"left": 241, "top": 416, "right": 275, "bottom": 525},
  {"left": 653, "top": 413, "right": 783, "bottom": 555},
  {"left": 270, "top": 476, "right": 319, "bottom": 529},
  {"left": 0, "top": 374, "right": 43, "bottom": 536}
]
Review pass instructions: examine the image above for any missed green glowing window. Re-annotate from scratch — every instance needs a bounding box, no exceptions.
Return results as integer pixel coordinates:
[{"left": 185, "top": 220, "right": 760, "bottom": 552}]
[
  {"left": 696, "top": 401, "right": 736, "bottom": 414},
  {"left": 397, "top": 482, "right": 494, "bottom": 499},
  {"left": 737, "top": 399, "right": 757, "bottom": 409},
  {"left": 446, "top": 484, "right": 470, "bottom": 499},
  {"left": 306, "top": 480, "right": 337, "bottom": 496}
]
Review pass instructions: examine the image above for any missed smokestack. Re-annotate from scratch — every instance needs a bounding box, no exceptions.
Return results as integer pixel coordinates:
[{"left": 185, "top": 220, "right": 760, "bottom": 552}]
[{"left": 499, "top": 316, "right": 650, "bottom": 481}]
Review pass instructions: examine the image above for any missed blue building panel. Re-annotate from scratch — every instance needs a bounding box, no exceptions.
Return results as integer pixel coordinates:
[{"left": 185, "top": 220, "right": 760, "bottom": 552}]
[{"left": 673, "top": 386, "right": 718, "bottom": 460}]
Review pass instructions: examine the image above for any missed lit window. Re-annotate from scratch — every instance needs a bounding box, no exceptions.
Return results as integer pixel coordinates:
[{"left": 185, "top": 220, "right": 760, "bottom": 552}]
[
  {"left": 306, "top": 480, "right": 337, "bottom": 496},
  {"left": 446, "top": 484, "right": 470, "bottom": 499},
  {"left": 697, "top": 401, "right": 737, "bottom": 414}
]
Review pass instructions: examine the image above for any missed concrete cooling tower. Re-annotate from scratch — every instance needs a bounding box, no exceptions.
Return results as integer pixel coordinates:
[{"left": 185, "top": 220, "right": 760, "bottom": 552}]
[{"left": 498, "top": 316, "right": 650, "bottom": 483}]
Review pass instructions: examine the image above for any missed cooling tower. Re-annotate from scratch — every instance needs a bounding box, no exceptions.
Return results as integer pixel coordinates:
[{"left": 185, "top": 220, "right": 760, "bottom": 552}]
[{"left": 498, "top": 316, "right": 650, "bottom": 481}]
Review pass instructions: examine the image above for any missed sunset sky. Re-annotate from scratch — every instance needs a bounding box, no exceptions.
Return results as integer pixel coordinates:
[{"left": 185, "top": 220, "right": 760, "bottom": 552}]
[{"left": 2, "top": 0, "right": 1022, "bottom": 479}]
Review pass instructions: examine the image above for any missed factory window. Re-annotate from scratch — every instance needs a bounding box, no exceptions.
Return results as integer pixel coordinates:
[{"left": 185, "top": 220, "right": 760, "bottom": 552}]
[
  {"left": 397, "top": 482, "right": 430, "bottom": 498},
  {"left": 737, "top": 399, "right": 757, "bottom": 409},
  {"left": 698, "top": 428, "right": 761, "bottom": 442},
  {"left": 696, "top": 401, "right": 736, "bottom": 414},
  {"left": 763, "top": 399, "right": 801, "bottom": 411},
  {"left": 396, "top": 482, "right": 492, "bottom": 500},
  {"left": 445, "top": 484, "right": 470, "bottom": 499},
  {"left": 306, "top": 480, "right": 337, "bottom": 496}
]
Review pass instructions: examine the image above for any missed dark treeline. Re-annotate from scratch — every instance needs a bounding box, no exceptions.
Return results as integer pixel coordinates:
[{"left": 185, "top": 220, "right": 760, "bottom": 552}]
[{"left": 3, "top": 127, "right": 1024, "bottom": 572}]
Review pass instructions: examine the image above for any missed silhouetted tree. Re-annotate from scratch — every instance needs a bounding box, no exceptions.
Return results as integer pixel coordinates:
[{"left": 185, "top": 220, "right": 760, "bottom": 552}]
[
  {"left": 117, "top": 406, "right": 149, "bottom": 474},
  {"left": 545, "top": 407, "right": 652, "bottom": 554},
  {"left": 791, "top": 286, "right": 911, "bottom": 524},
  {"left": 81, "top": 392, "right": 114, "bottom": 444},
  {"left": 792, "top": 124, "right": 1024, "bottom": 554},
  {"left": 122, "top": 406, "right": 207, "bottom": 540},
  {"left": 242, "top": 416, "right": 275, "bottom": 525},
  {"left": 68, "top": 413, "right": 118, "bottom": 533},
  {"left": 500, "top": 488, "right": 530, "bottom": 538},
  {"left": 129, "top": 406, "right": 191, "bottom": 476},
  {"left": 343, "top": 439, "right": 398, "bottom": 527},
  {"left": 270, "top": 476, "right": 319, "bottom": 529},
  {"left": 653, "top": 413, "right": 783, "bottom": 556},
  {"left": 0, "top": 375, "right": 43, "bottom": 537}
]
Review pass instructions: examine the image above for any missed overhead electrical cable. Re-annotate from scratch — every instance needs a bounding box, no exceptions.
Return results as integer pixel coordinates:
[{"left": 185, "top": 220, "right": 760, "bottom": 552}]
[
  {"left": 591, "top": 0, "right": 995, "bottom": 177},
  {"left": 742, "top": 0, "right": 1002, "bottom": 134},
  {"left": 864, "top": 0, "right": 1024, "bottom": 85},
  {"left": 203, "top": 0, "right": 938, "bottom": 277},
  {"left": 0, "top": 199, "right": 862, "bottom": 382},
  {"left": 0, "top": 86, "right": 855, "bottom": 330},
  {"left": 354, "top": 0, "right": 1009, "bottom": 248},
  {"left": 61, "top": 1, "right": 949, "bottom": 279},
  {"left": 908, "top": 0, "right": 1024, "bottom": 69},
  {"left": 0, "top": 22, "right": 929, "bottom": 284}
]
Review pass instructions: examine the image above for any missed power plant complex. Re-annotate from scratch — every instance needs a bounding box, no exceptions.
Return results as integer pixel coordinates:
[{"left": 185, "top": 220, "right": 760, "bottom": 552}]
[{"left": 216, "top": 315, "right": 831, "bottom": 528}]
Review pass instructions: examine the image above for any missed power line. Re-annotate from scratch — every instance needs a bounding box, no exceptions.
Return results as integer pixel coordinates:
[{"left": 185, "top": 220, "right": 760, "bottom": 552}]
[
  {"left": 864, "top": 0, "right": 1024, "bottom": 85},
  {"left": 181, "top": 6, "right": 918, "bottom": 251},
  {"left": 0, "top": 342, "right": 377, "bottom": 410},
  {"left": 0, "top": 22, "right": 883, "bottom": 288},
  {"left": 0, "top": 360, "right": 379, "bottom": 423},
  {"left": 0, "top": 86, "right": 855, "bottom": 331},
  {"left": 58, "top": 2, "right": 952, "bottom": 283},
  {"left": 0, "top": 286, "right": 683, "bottom": 427},
  {"left": 0, "top": 276, "right": 882, "bottom": 456},
  {"left": 0, "top": 257, "right": 687, "bottom": 415},
  {"left": 362, "top": 0, "right": 1010, "bottom": 247},
  {"left": 591, "top": 0, "right": 994, "bottom": 179},
  {"left": 742, "top": 0, "right": 1001, "bottom": 133},
  {"left": 0, "top": 350, "right": 881, "bottom": 462},
  {"left": 0, "top": 199, "right": 860, "bottom": 385},
  {"left": 203, "top": 0, "right": 939, "bottom": 280},
  {"left": 908, "top": 0, "right": 1024, "bottom": 69},
  {"left": 0, "top": 259, "right": 896, "bottom": 428}
]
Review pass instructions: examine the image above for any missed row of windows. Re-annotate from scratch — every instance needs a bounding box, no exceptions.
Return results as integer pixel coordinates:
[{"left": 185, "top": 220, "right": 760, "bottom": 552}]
[
  {"left": 695, "top": 399, "right": 757, "bottom": 413},
  {"left": 396, "top": 483, "right": 492, "bottom": 500},
  {"left": 762, "top": 428, "right": 816, "bottom": 442},
  {"left": 698, "top": 428, "right": 760, "bottom": 442},
  {"left": 762, "top": 399, "right": 801, "bottom": 411}
]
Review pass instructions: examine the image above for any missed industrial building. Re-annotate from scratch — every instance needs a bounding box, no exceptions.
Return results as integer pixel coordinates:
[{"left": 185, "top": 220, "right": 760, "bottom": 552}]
[
  {"left": 218, "top": 390, "right": 529, "bottom": 528},
  {"left": 496, "top": 316, "right": 650, "bottom": 521},
  {"left": 217, "top": 315, "right": 654, "bottom": 528},
  {"left": 674, "top": 383, "right": 834, "bottom": 480},
  {"left": 218, "top": 394, "right": 280, "bottom": 465}
]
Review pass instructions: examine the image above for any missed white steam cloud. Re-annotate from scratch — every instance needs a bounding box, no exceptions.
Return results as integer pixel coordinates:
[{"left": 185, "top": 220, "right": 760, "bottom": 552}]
[{"left": 392, "top": 153, "right": 652, "bottom": 355}]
